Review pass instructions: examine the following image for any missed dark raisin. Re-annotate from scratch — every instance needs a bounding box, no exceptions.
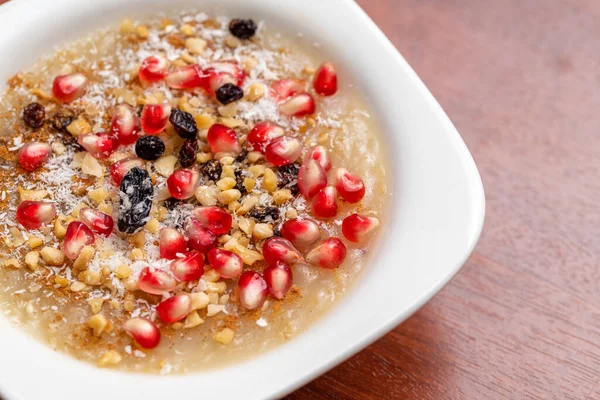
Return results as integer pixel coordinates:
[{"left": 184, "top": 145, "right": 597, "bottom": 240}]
[
  {"left": 216, "top": 83, "right": 244, "bottom": 105},
  {"left": 277, "top": 162, "right": 300, "bottom": 195},
  {"left": 179, "top": 139, "right": 198, "bottom": 168},
  {"left": 164, "top": 197, "right": 184, "bottom": 210},
  {"left": 235, "top": 149, "right": 248, "bottom": 163},
  {"left": 272, "top": 228, "right": 281, "bottom": 237},
  {"left": 248, "top": 206, "right": 280, "bottom": 222},
  {"left": 136, "top": 136, "right": 165, "bottom": 161},
  {"left": 23, "top": 102, "right": 45, "bottom": 129},
  {"left": 169, "top": 108, "right": 198, "bottom": 139},
  {"left": 48, "top": 113, "right": 74, "bottom": 132},
  {"left": 229, "top": 18, "right": 257, "bottom": 39},
  {"left": 118, "top": 167, "right": 154, "bottom": 233},
  {"left": 234, "top": 169, "right": 247, "bottom": 194},
  {"left": 199, "top": 159, "right": 222, "bottom": 182}
]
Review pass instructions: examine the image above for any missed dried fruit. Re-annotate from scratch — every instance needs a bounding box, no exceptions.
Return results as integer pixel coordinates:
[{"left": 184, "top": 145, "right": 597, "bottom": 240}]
[
  {"left": 304, "top": 145, "right": 332, "bottom": 172},
  {"left": 269, "top": 79, "right": 305, "bottom": 102},
  {"left": 265, "top": 136, "right": 302, "bottom": 166},
  {"left": 233, "top": 169, "right": 247, "bottom": 194},
  {"left": 298, "top": 158, "right": 327, "bottom": 199},
  {"left": 313, "top": 62, "right": 338, "bottom": 96},
  {"left": 138, "top": 267, "right": 177, "bottom": 294},
  {"left": 141, "top": 104, "right": 171, "bottom": 134},
  {"left": 159, "top": 228, "right": 188, "bottom": 260},
  {"left": 342, "top": 214, "right": 380, "bottom": 244},
  {"left": 262, "top": 237, "right": 303, "bottom": 265},
  {"left": 263, "top": 261, "right": 293, "bottom": 299},
  {"left": 311, "top": 186, "right": 338, "bottom": 218},
  {"left": 203, "top": 61, "right": 245, "bottom": 94},
  {"left": 49, "top": 113, "right": 74, "bottom": 133},
  {"left": 118, "top": 167, "right": 154, "bottom": 233},
  {"left": 169, "top": 108, "right": 198, "bottom": 139},
  {"left": 111, "top": 104, "right": 140, "bottom": 145},
  {"left": 280, "top": 218, "right": 320, "bottom": 248},
  {"left": 138, "top": 55, "right": 170, "bottom": 82},
  {"left": 135, "top": 135, "right": 165, "bottom": 161},
  {"left": 207, "top": 123, "right": 241, "bottom": 154},
  {"left": 156, "top": 294, "right": 192, "bottom": 323},
  {"left": 22, "top": 102, "right": 45, "bottom": 129},
  {"left": 178, "top": 139, "right": 198, "bottom": 168},
  {"left": 18, "top": 142, "right": 51, "bottom": 171},
  {"left": 185, "top": 217, "right": 217, "bottom": 253},
  {"left": 207, "top": 248, "right": 243, "bottom": 279},
  {"left": 247, "top": 121, "right": 284, "bottom": 152},
  {"left": 229, "top": 18, "right": 257, "bottom": 39},
  {"left": 170, "top": 251, "right": 204, "bottom": 281},
  {"left": 277, "top": 162, "right": 300, "bottom": 195},
  {"left": 238, "top": 270, "right": 268, "bottom": 310},
  {"left": 278, "top": 93, "right": 315, "bottom": 117},
  {"left": 63, "top": 221, "right": 95, "bottom": 260},
  {"left": 192, "top": 206, "right": 233, "bottom": 235},
  {"left": 305, "top": 237, "right": 347, "bottom": 269},
  {"left": 79, "top": 208, "right": 114, "bottom": 237},
  {"left": 123, "top": 317, "right": 161, "bottom": 349},
  {"left": 77, "top": 132, "right": 119, "bottom": 159},
  {"left": 216, "top": 83, "right": 244, "bottom": 104},
  {"left": 248, "top": 206, "right": 280, "bottom": 223},
  {"left": 52, "top": 73, "right": 88, "bottom": 102},
  {"left": 167, "top": 169, "right": 200, "bottom": 200},
  {"left": 110, "top": 157, "right": 145, "bottom": 185},
  {"left": 198, "top": 159, "right": 222, "bottom": 182},
  {"left": 334, "top": 168, "right": 365, "bottom": 203},
  {"left": 16, "top": 201, "right": 56, "bottom": 230},
  {"left": 165, "top": 64, "right": 205, "bottom": 89}
]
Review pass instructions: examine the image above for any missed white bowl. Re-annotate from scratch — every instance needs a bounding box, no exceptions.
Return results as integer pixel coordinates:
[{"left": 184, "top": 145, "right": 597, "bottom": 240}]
[{"left": 0, "top": 0, "right": 485, "bottom": 399}]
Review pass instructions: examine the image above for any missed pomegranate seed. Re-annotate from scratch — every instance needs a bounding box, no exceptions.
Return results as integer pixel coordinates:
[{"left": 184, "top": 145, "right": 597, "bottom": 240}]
[
  {"left": 280, "top": 218, "right": 320, "bottom": 248},
  {"left": 123, "top": 317, "right": 161, "bottom": 349},
  {"left": 262, "top": 237, "right": 303, "bottom": 266},
  {"left": 138, "top": 267, "right": 177, "bottom": 295},
  {"left": 165, "top": 64, "right": 205, "bottom": 89},
  {"left": 207, "top": 248, "right": 243, "bottom": 279},
  {"left": 269, "top": 79, "right": 305, "bottom": 102},
  {"left": 111, "top": 104, "right": 140, "bottom": 145},
  {"left": 306, "top": 237, "right": 347, "bottom": 269},
  {"left": 138, "top": 55, "right": 170, "bottom": 83},
  {"left": 204, "top": 61, "right": 245, "bottom": 94},
  {"left": 63, "top": 221, "right": 95, "bottom": 260},
  {"left": 109, "top": 157, "right": 145, "bottom": 186},
  {"left": 313, "top": 62, "right": 338, "bottom": 96},
  {"left": 18, "top": 142, "right": 51, "bottom": 171},
  {"left": 298, "top": 158, "right": 327, "bottom": 199},
  {"left": 334, "top": 168, "right": 365, "bottom": 203},
  {"left": 159, "top": 228, "right": 188, "bottom": 260},
  {"left": 238, "top": 271, "right": 268, "bottom": 310},
  {"left": 265, "top": 136, "right": 302, "bottom": 166},
  {"left": 263, "top": 261, "right": 293, "bottom": 299},
  {"left": 52, "top": 73, "right": 87, "bottom": 102},
  {"left": 311, "top": 186, "right": 338, "bottom": 218},
  {"left": 16, "top": 201, "right": 56, "bottom": 230},
  {"left": 167, "top": 169, "right": 200, "bottom": 200},
  {"left": 304, "top": 145, "right": 332, "bottom": 172},
  {"left": 156, "top": 294, "right": 192, "bottom": 323},
  {"left": 247, "top": 121, "right": 285, "bottom": 152},
  {"left": 207, "top": 123, "right": 241, "bottom": 154},
  {"left": 77, "top": 132, "right": 118, "bottom": 159},
  {"left": 141, "top": 104, "right": 171, "bottom": 134},
  {"left": 185, "top": 217, "right": 217, "bottom": 253},
  {"left": 278, "top": 93, "right": 315, "bottom": 117},
  {"left": 170, "top": 251, "right": 204, "bottom": 281},
  {"left": 342, "top": 214, "right": 381, "bottom": 244},
  {"left": 78, "top": 208, "right": 114, "bottom": 237},
  {"left": 192, "top": 206, "right": 233, "bottom": 235}
]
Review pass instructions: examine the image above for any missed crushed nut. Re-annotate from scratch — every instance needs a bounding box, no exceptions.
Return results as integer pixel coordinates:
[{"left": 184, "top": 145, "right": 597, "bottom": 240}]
[
  {"left": 73, "top": 245, "right": 95, "bottom": 270},
  {"left": 185, "top": 37, "right": 207, "bottom": 54},
  {"left": 24, "top": 251, "right": 40, "bottom": 270},
  {"left": 190, "top": 292, "right": 210, "bottom": 309},
  {"left": 213, "top": 328, "right": 235, "bottom": 344},
  {"left": 40, "top": 247, "right": 65, "bottom": 266},
  {"left": 262, "top": 168, "right": 278, "bottom": 192},
  {"left": 253, "top": 223, "right": 274, "bottom": 240},
  {"left": 183, "top": 310, "right": 204, "bottom": 328},
  {"left": 98, "top": 350, "right": 121, "bottom": 367},
  {"left": 87, "top": 298, "right": 104, "bottom": 314}
]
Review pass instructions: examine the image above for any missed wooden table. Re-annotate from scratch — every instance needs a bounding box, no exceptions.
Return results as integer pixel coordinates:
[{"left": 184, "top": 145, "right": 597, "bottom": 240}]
[{"left": 289, "top": 0, "right": 600, "bottom": 398}]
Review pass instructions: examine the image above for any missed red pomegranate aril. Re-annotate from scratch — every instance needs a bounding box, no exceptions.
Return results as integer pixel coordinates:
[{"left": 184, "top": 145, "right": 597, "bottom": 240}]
[
  {"left": 138, "top": 267, "right": 177, "bottom": 295},
  {"left": 111, "top": 104, "right": 140, "bottom": 145},
  {"left": 141, "top": 104, "right": 171, "bottom": 134},
  {"left": 204, "top": 61, "right": 245, "bottom": 93},
  {"left": 16, "top": 201, "right": 56, "bottom": 230},
  {"left": 238, "top": 270, "right": 268, "bottom": 310},
  {"left": 156, "top": 294, "right": 192, "bottom": 323},
  {"left": 269, "top": 78, "right": 305, "bottom": 102},
  {"left": 185, "top": 217, "right": 217, "bottom": 253},
  {"left": 306, "top": 237, "right": 347, "bottom": 269},
  {"left": 167, "top": 169, "right": 200, "bottom": 200},
  {"left": 262, "top": 237, "right": 303, "bottom": 266},
  {"left": 342, "top": 214, "right": 381, "bottom": 244},
  {"left": 18, "top": 142, "right": 51, "bottom": 171},
  {"left": 311, "top": 186, "right": 338, "bottom": 218},
  {"left": 52, "top": 73, "right": 88, "bottom": 103},
  {"left": 123, "top": 317, "right": 161, "bottom": 349},
  {"left": 263, "top": 261, "right": 293, "bottom": 299},
  {"left": 77, "top": 132, "right": 119, "bottom": 159},
  {"left": 313, "top": 62, "right": 338, "bottom": 96},
  {"left": 278, "top": 92, "right": 315, "bottom": 117},
  {"left": 63, "top": 221, "right": 95, "bottom": 260},
  {"left": 334, "top": 168, "right": 366, "bottom": 203},
  {"left": 159, "top": 228, "right": 188, "bottom": 260},
  {"left": 207, "top": 248, "right": 243, "bottom": 279},
  {"left": 280, "top": 218, "right": 321, "bottom": 248},
  {"left": 304, "top": 145, "right": 332, "bottom": 172},
  {"left": 170, "top": 251, "right": 204, "bottom": 281},
  {"left": 165, "top": 64, "right": 205, "bottom": 89},
  {"left": 78, "top": 208, "right": 114, "bottom": 237},
  {"left": 109, "top": 157, "right": 145, "bottom": 185},
  {"left": 247, "top": 121, "right": 285, "bottom": 152},
  {"left": 207, "top": 123, "right": 240, "bottom": 154},
  {"left": 298, "top": 158, "right": 327, "bottom": 199},
  {"left": 265, "top": 136, "right": 302, "bottom": 167},
  {"left": 138, "top": 55, "right": 170, "bottom": 83},
  {"left": 192, "top": 206, "right": 233, "bottom": 235}
]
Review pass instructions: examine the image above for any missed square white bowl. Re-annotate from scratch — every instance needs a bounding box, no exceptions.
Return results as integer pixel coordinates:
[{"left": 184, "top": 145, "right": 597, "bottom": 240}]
[{"left": 0, "top": 0, "right": 485, "bottom": 399}]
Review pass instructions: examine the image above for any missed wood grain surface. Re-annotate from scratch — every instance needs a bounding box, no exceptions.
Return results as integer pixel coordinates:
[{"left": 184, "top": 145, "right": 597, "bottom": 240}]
[{"left": 288, "top": 0, "right": 600, "bottom": 399}]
